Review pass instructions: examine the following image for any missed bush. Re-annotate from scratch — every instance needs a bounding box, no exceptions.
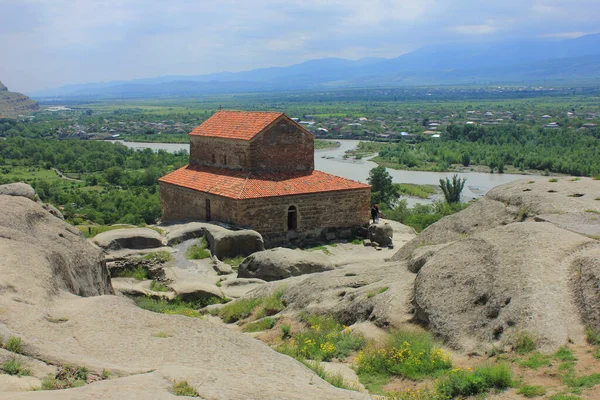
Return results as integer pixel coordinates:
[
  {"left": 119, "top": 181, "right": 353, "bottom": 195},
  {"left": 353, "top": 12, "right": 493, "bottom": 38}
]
[
  {"left": 277, "top": 314, "right": 364, "bottom": 362},
  {"left": 243, "top": 318, "right": 277, "bottom": 332},
  {"left": 355, "top": 330, "right": 451, "bottom": 381},
  {"left": 219, "top": 298, "right": 262, "bottom": 323},
  {"left": 439, "top": 174, "right": 466, "bottom": 204},
  {"left": 4, "top": 335, "right": 24, "bottom": 354},
  {"left": 186, "top": 238, "right": 210, "bottom": 260},
  {"left": 1, "top": 358, "right": 31, "bottom": 376},
  {"left": 172, "top": 380, "right": 199, "bottom": 397},
  {"left": 436, "top": 363, "right": 514, "bottom": 398},
  {"left": 42, "top": 365, "right": 88, "bottom": 390},
  {"left": 113, "top": 266, "right": 148, "bottom": 280},
  {"left": 585, "top": 327, "right": 600, "bottom": 345},
  {"left": 514, "top": 331, "right": 536, "bottom": 354}
]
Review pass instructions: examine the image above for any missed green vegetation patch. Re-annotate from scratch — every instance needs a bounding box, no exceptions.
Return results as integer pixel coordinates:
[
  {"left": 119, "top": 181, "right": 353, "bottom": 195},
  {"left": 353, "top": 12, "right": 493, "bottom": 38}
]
[
  {"left": 1, "top": 358, "right": 31, "bottom": 376},
  {"left": 134, "top": 296, "right": 220, "bottom": 318},
  {"left": 394, "top": 183, "right": 437, "bottom": 199},
  {"left": 554, "top": 346, "right": 577, "bottom": 362},
  {"left": 562, "top": 372, "right": 600, "bottom": 392},
  {"left": 301, "top": 360, "right": 357, "bottom": 391},
  {"left": 243, "top": 317, "right": 278, "bottom": 333},
  {"left": 113, "top": 266, "right": 148, "bottom": 281},
  {"left": 186, "top": 238, "right": 210, "bottom": 260},
  {"left": 141, "top": 250, "right": 173, "bottom": 263},
  {"left": 514, "top": 331, "right": 537, "bottom": 354},
  {"left": 220, "top": 287, "right": 286, "bottom": 323},
  {"left": 3, "top": 335, "right": 25, "bottom": 354},
  {"left": 277, "top": 314, "right": 364, "bottom": 362},
  {"left": 149, "top": 280, "right": 170, "bottom": 292},
  {"left": 41, "top": 365, "right": 88, "bottom": 390},
  {"left": 435, "top": 363, "right": 514, "bottom": 398},
  {"left": 518, "top": 385, "right": 547, "bottom": 398},
  {"left": 519, "top": 352, "right": 552, "bottom": 369},
  {"left": 355, "top": 330, "right": 451, "bottom": 382},
  {"left": 172, "top": 380, "right": 199, "bottom": 397},
  {"left": 222, "top": 256, "right": 245, "bottom": 267}
]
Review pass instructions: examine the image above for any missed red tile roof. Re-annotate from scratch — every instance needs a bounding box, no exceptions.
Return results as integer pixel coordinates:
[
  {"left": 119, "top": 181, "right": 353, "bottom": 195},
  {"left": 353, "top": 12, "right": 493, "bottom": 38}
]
[
  {"left": 159, "top": 165, "right": 370, "bottom": 199},
  {"left": 189, "top": 110, "right": 285, "bottom": 140}
]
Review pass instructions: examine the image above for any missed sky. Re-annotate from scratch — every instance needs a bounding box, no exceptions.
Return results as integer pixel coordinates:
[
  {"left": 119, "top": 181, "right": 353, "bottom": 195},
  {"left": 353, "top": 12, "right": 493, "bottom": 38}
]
[{"left": 1, "top": 0, "right": 599, "bottom": 93}]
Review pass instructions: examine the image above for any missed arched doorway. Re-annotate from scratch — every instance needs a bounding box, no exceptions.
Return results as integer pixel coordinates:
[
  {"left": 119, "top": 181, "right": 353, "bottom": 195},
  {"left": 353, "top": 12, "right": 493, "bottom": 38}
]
[{"left": 287, "top": 206, "right": 297, "bottom": 231}]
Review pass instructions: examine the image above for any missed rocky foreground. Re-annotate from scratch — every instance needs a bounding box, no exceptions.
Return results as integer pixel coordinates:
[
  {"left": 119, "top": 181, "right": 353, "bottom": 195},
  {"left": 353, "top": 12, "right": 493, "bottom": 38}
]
[{"left": 0, "top": 177, "right": 599, "bottom": 399}]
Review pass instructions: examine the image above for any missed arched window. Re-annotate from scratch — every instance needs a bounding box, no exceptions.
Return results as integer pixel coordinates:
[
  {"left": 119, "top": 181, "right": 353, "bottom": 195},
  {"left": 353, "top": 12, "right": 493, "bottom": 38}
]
[{"left": 287, "top": 206, "right": 297, "bottom": 231}]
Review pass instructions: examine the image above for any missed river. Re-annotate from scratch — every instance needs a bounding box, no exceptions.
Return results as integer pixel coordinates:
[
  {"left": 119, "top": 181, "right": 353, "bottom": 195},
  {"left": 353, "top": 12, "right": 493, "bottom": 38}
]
[{"left": 111, "top": 139, "right": 531, "bottom": 206}]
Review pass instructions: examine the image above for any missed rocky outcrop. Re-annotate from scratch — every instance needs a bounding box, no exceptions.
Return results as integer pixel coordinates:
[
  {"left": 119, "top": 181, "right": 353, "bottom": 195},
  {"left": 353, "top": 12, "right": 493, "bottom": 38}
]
[
  {"left": 238, "top": 247, "right": 335, "bottom": 281},
  {"left": 165, "top": 221, "right": 208, "bottom": 245},
  {"left": 0, "top": 81, "right": 39, "bottom": 117},
  {"left": 0, "top": 190, "right": 113, "bottom": 302},
  {"left": 204, "top": 225, "right": 265, "bottom": 259},
  {"left": 170, "top": 281, "right": 224, "bottom": 302},
  {"left": 368, "top": 222, "right": 394, "bottom": 246},
  {"left": 572, "top": 247, "right": 600, "bottom": 333},
  {"left": 91, "top": 228, "right": 165, "bottom": 251},
  {"left": 0, "top": 182, "right": 36, "bottom": 200}
]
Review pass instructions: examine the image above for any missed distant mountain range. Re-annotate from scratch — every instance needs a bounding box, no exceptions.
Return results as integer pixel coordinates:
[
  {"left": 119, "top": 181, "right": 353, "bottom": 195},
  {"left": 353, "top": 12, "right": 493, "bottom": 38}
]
[
  {"left": 0, "top": 81, "right": 39, "bottom": 117},
  {"left": 31, "top": 34, "right": 600, "bottom": 99}
]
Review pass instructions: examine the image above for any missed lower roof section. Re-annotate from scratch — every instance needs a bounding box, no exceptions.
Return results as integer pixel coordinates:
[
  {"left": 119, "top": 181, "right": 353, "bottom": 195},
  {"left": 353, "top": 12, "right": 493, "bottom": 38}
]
[{"left": 159, "top": 165, "right": 370, "bottom": 200}]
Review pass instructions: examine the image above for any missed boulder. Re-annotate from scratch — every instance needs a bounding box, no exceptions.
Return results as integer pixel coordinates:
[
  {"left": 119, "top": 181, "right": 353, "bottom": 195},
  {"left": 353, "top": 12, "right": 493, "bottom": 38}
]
[
  {"left": 91, "top": 228, "right": 165, "bottom": 251},
  {"left": 220, "top": 277, "right": 267, "bottom": 298},
  {"left": 42, "top": 203, "right": 64, "bottom": 220},
  {"left": 0, "top": 182, "right": 36, "bottom": 200},
  {"left": 213, "top": 259, "right": 234, "bottom": 275},
  {"left": 204, "top": 225, "right": 264, "bottom": 260},
  {"left": 165, "top": 222, "right": 209, "bottom": 245},
  {"left": 0, "top": 195, "right": 113, "bottom": 303},
  {"left": 238, "top": 248, "right": 335, "bottom": 282},
  {"left": 393, "top": 177, "right": 600, "bottom": 263},
  {"left": 407, "top": 243, "right": 452, "bottom": 273},
  {"left": 368, "top": 223, "right": 394, "bottom": 247},
  {"left": 413, "top": 222, "right": 597, "bottom": 353},
  {"left": 170, "top": 282, "right": 223, "bottom": 302}
]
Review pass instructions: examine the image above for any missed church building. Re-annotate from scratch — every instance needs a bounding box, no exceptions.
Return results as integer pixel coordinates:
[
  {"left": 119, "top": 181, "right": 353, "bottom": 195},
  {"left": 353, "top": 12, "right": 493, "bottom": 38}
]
[{"left": 159, "top": 110, "right": 370, "bottom": 244}]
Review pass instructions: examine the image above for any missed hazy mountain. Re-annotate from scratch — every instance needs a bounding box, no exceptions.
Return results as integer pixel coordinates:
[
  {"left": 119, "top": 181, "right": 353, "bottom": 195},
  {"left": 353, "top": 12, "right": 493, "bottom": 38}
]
[
  {"left": 0, "top": 81, "right": 39, "bottom": 117},
  {"left": 31, "top": 34, "right": 600, "bottom": 99}
]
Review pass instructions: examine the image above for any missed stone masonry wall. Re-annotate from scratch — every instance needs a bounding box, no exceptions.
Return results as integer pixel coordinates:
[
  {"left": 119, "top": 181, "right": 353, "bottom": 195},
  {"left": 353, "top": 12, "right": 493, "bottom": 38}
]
[
  {"left": 235, "top": 188, "right": 371, "bottom": 242},
  {"left": 159, "top": 182, "right": 238, "bottom": 223},
  {"left": 189, "top": 136, "right": 251, "bottom": 170},
  {"left": 249, "top": 119, "right": 314, "bottom": 172}
]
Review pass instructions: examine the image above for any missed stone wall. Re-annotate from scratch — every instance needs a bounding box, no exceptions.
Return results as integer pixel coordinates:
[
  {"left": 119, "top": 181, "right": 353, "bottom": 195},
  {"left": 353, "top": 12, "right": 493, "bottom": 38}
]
[
  {"left": 248, "top": 119, "right": 314, "bottom": 172},
  {"left": 236, "top": 188, "right": 371, "bottom": 244},
  {"left": 189, "top": 136, "right": 251, "bottom": 170},
  {"left": 159, "top": 182, "right": 238, "bottom": 223}
]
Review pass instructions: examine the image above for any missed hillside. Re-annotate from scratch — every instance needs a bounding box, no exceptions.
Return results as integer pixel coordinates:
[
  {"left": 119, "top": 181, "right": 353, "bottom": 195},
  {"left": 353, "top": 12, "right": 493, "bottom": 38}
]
[
  {"left": 31, "top": 34, "right": 600, "bottom": 99},
  {"left": 0, "top": 81, "right": 39, "bottom": 117}
]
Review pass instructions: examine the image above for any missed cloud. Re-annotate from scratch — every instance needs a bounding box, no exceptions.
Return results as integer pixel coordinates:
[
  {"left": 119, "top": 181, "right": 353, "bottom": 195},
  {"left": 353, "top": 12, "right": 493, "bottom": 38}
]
[{"left": 0, "top": 0, "right": 598, "bottom": 92}]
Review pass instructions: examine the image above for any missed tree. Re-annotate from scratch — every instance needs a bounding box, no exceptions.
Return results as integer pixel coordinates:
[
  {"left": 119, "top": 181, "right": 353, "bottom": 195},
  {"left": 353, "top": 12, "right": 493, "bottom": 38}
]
[
  {"left": 367, "top": 166, "right": 398, "bottom": 208},
  {"left": 439, "top": 174, "right": 466, "bottom": 204}
]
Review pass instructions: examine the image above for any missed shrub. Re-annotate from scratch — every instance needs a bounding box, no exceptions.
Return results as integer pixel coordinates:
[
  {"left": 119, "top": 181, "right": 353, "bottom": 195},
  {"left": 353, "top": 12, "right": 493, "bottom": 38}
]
[
  {"left": 219, "top": 298, "right": 262, "bottom": 323},
  {"left": 243, "top": 318, "right": 277, "bottom": 332},
  {"left": 281, "top": 324, "right": 291, "bottom": 339},
  {"left": 518, "top": 385, "right": 546, "bottom": 398},
  {"left": 585, "top": 327, "right": 600, "bottom": 345},
  {"left": 172, "top": 380, "right": 199, "bottom": 397},
  {"left": 5, "top": 336, "right": 24, "bottom": 354},
  {"left": 1, "top": 358, "right": 31, "bottom": 376},
  {"left": 186, "top": 238, "right": 210, "bottom": 260},
  {"left": 436, "top": 363, "right": 514, "bottom": 398},
  {"left": 42, "top": 365, "right": 88, "bottom": 390},
  {"left": 514, "top": 331, "right": 536, "bottom": 354},
  {"left": 256, "top": 287, "right": 286, "bottom": 318},
  {"left": 355, "top": 330, "right": 451, "bottom": 381},
  {"left": 439, "top": 174, "right": 466, "bottom": 204},
  {"left": 549, "top": 178, "right": 559, "bottom": 182},
  {"left": 149, "top": 280, "right": 170, "bottom": 292},
  {"left": 278, "top": 314, "right": 364, "bottom": 362},
  {"left": 113, "top": 266, "right": 148, "bottom": 280}
]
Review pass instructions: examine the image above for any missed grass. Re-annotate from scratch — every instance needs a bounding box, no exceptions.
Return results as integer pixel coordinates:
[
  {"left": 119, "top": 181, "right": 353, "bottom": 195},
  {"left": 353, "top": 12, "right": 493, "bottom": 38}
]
[
  {"left": 113, "top": 266, "right": 148, "bottom": 280},
  {"left": 219, "top": 287, "right": 287, "bottom": 323},
  {"left": 301, "top": 360, "right": 358, "bottom": 391},
  {"left": 435, "top": 363, "right": 514, "bottom": 398},
  {"left": 355, "top": 330, "right": 451, "bottom": 383},
  {"left": 172, "top": 380, "right": 199, "bottom": 397},
  {"left": 554, "top": 346, "right": 577, "bottom": 362},
  {"left": 3, "top": 335, "right": 24, "bottom": 354},
  {"left": 153, "top": 332, "right": 171, "bottom": 338},
  {"left": 219, "top": 298, "right": 262, "bottom": 323},
  {"left": 141, "top": 250, "right": 173, "bottom": 263},
  {"left": 585, "top": 327, "right": 600, "bottom": 345},
  {"left": 243, "top": 317, "right": 278, "bottom": 332},
  {"left": 350, "top": 237, "right": 363, "bottom": 245},
  {"left": 584, "top": 209, "right": 600, "bottom": 215},
  {"left": 77, "top": 224, "right": 134, "bottom": 238},
  {"left": 277, "top": 314, "right": 365, "bottom": 362},
  {"left": 304, "top": 244, "right": 332, "bottom": 255},
  {"left": 281, "top": 324, "right": 291, "bottom": 339},
  {"left": 519, "top": 352, "right": 552, "bottom": 369},
  {"left": 41, "top": 365, "right": 88, "bottom": 390},
  {"left": 394, "top": 183, "right": 438, "bottom": 199},
  {"left": 549, "top": 178, "right": 559, "bottom": 182},
  {"left": 222, "top": 256, "right": 245, "bottom": 267},
  {"left": 134, "top": 296, "right": 220, "bottom": 318},
  {"left": 367, "top": 287, "right": 388, "bottom": 298},
  {"left": 562, "top": 372, "right": 600, "bottom": 393},
  {"left": 517, "top": 385, "right": 546, "bottom": 397},
  {"left": 549, "top": 394, "right": 583, "bottom": 400},
  {"left": 1, "top": 358, "right": 31, "bottom": 376},
  {"left": 149, "top": 280, "right": 170, "bottom": 292},
  {"left": 186, "top": 237, "right": 210, "bottom": 260},
  {"left": 514, "top": 331, "right": 537, "bottom": 354}
]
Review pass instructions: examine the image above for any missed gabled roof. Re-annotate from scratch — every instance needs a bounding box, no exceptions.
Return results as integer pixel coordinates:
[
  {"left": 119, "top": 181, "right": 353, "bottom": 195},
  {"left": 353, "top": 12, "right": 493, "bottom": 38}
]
[
  {"left": 159, "top": 165, "right": 370, "bottom": 200},
  {"left": 189, "top": 110, "right": 285, "bottom": 140}
]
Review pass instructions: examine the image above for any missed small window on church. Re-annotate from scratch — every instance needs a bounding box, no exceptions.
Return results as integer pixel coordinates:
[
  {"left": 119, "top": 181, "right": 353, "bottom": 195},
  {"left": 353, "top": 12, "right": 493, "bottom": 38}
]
[{"left": 287, "top": 206, "right": 297, "bottom": 231}]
